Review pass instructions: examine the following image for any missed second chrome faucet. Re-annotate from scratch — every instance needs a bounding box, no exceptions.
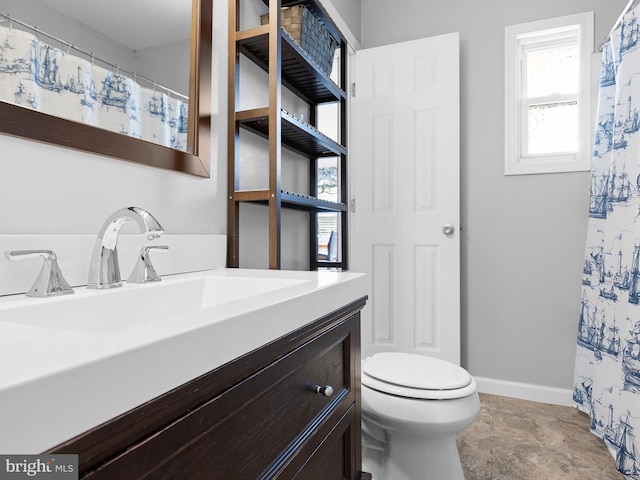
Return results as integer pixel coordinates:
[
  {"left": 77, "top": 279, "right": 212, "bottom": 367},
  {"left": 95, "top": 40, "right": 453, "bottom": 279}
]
[{"left": 87, "top": 207, "right": 164, "bottom": 289}]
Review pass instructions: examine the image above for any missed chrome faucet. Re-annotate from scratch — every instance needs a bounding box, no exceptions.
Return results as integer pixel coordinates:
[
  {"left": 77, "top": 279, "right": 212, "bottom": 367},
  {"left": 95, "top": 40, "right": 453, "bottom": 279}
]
[{"left": 87, "top": 207, "right": 164, "bottom": 289}]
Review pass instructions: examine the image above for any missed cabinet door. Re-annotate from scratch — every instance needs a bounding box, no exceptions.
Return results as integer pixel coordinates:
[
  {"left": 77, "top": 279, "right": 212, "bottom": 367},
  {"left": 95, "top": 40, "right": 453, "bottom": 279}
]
[
  {"left": 290, "top": 405, "right": 359, "bottom": 480},
  {"left": 81, "top": 316, "right": 358, "bottom": 480}
]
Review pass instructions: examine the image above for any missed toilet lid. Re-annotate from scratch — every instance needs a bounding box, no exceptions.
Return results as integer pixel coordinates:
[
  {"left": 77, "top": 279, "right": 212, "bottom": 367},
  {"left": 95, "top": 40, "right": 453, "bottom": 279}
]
[{"left": 362, "top": 352, "right": 473, "bottom": 398}]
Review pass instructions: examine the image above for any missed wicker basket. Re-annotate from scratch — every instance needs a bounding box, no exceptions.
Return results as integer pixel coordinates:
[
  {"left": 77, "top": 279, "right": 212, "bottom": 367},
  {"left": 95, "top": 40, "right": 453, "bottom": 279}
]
[{"left": 261, "top": 5, "right": 338, "bottom": 76}]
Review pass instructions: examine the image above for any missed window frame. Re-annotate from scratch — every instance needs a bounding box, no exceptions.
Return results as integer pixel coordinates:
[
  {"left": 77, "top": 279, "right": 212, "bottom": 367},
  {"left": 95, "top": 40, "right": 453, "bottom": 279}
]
[{"left": 504, "top": 12, "right": 594, "bottom": 175}]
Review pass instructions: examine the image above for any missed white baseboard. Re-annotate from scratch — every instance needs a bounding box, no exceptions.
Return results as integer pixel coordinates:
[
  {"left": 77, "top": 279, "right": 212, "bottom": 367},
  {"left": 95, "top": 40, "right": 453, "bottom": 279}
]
[{"left": 474, "top": 376, "right": 574, "bottom": 407}]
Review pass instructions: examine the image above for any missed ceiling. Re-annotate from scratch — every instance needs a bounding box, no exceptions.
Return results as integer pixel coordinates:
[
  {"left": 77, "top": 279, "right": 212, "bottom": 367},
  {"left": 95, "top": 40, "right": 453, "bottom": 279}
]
[{"left": 36, "top": 0, "right": 192, "bottom": 51}]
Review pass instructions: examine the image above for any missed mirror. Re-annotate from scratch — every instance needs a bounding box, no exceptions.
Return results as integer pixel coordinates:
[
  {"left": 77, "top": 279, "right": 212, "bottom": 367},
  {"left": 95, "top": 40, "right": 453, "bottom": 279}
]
[{"left": 0, "top": 0, "right": 211, "bottom": 177}]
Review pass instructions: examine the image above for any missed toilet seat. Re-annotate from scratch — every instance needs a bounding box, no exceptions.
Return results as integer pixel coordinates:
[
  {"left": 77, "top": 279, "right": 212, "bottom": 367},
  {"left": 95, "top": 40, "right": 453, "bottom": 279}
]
[{"left": 362, "top": 352, "right": 477, "bottom": 400}]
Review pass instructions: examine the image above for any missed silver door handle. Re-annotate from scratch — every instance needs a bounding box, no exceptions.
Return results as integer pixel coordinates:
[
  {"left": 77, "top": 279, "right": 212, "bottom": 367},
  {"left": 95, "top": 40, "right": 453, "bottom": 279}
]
[{"left": 442, "top": 224, "right": 455, "bottom": 236}]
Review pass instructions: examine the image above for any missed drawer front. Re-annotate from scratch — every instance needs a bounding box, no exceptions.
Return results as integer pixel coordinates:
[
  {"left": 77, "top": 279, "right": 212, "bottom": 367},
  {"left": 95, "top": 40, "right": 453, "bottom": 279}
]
[
  {"left": 288, "top": 404, "right": 358, "bottom": 480},
  {"left": 85, "top": 315, "right": 357, "bottom": 480}
]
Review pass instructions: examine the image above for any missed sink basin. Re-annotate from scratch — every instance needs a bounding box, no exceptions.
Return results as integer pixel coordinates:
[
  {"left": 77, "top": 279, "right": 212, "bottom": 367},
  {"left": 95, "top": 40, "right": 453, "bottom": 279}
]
[
  {"left": 0, "top": 267, "right": 367, "bottom": 454},
  {"left": 0, "top": 274, "right": 308, "bottom": 334}
]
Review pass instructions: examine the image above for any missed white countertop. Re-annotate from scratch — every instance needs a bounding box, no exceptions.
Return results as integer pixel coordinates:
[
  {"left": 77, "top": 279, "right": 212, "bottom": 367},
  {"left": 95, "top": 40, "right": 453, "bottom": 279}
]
[{"left": 0, "top": 268, "right": 367, "bottom": 453}]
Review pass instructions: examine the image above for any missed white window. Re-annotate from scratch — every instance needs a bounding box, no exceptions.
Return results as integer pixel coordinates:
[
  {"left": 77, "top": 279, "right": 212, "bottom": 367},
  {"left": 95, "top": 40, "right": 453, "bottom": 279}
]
[{"left": 505, "top": 12, "right": 593, "bottom": 175}]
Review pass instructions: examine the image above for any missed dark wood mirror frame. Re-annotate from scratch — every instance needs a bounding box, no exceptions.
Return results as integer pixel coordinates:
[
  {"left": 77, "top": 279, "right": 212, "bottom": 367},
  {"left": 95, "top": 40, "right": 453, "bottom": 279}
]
[{"left": 0, "top": 0, "right": 212, "bottom": 178}]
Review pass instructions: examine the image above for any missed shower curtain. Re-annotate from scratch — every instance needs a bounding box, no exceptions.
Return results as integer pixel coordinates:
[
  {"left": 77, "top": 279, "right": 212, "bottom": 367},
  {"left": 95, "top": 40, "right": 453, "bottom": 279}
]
[
  {"left": 0, "top": 24, "right": 188, "bottom": 151},
  {"left": 573, "top": 6, "right": 640, "bottom": 479}
]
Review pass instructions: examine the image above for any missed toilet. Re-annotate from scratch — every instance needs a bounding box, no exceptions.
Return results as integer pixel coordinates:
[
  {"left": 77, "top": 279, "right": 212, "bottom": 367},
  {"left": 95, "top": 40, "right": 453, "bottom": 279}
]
[{"left": 361, "top": 352, "right": 481, "bottom": 480}]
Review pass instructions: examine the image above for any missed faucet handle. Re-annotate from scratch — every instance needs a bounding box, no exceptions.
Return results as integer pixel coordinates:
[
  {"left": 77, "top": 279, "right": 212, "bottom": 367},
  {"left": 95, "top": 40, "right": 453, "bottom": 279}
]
[
  {"left": 5, "top": 250, "right": 74, "bottom": 297},
  {"left": 127, "top": 245, "right": 169, "bottom": 284}
]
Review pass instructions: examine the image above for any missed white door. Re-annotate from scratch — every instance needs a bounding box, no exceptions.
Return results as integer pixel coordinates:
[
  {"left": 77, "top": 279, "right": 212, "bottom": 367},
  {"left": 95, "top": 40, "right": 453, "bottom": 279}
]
[{"left": 351, "top": 33, "right": 461, "bottom": 364}]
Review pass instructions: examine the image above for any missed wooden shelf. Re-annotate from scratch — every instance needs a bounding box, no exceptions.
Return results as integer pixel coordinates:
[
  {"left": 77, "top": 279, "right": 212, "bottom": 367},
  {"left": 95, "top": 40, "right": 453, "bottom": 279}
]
[
  {"left": 282, "top": 191, "right": 347, "bottom": 212},
  {"left": 237, "top": 109, "right": 346, "bottom": 158},
  {"left": 238, "top": 29, "right": 345, "bottom": 104},
  {"left": 233, "top": 189, "right": 347, "bottom": 213},
  {"left": 229, "top": 0, "right": 348, "bottom": 270}
]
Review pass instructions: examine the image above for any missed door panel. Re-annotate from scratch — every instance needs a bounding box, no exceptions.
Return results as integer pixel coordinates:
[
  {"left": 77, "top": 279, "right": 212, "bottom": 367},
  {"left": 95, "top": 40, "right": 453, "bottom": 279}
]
[{"left": 352, "top": 33, "right": 461, "bottom": 364}]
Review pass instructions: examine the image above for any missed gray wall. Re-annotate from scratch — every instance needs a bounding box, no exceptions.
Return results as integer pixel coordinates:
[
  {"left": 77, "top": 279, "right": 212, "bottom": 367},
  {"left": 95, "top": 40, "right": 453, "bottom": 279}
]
[
  {"left": 330, "top": 0, "right": 362, "bottom": 44},
  {"left": 361, "top": 0, "right": 627, "bottom": 389}
]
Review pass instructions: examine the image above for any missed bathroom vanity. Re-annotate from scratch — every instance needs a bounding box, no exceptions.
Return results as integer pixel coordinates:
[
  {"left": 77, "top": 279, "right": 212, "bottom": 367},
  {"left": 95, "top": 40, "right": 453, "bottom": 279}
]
[
  {"left": 50, "top": 297, "right": 365, "bottom": 478},
  {"left": 0, "top": 268, "right": 367, "bottom": 479}
]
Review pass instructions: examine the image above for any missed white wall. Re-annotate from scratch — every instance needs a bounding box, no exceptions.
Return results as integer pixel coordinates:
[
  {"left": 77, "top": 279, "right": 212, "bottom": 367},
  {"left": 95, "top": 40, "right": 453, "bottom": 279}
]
[
  {"left": 0, "top": 0, "right": 228, "bottom": 237},
  {"left": 361, "top": 0, "right": 627, "bottom": 391}
]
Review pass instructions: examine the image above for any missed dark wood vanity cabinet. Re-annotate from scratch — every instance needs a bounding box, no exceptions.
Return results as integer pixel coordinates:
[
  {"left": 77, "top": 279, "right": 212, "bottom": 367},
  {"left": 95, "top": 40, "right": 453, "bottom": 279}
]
[{"left": 48, "top": 297, "right": 367, "bottom": 479}]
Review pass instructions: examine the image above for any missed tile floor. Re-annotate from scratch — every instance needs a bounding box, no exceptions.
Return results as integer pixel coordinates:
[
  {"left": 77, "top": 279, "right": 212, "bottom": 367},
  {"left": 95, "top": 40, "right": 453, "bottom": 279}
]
[{"left": 456, "top": 393, "right": 625, "bottom": 480}]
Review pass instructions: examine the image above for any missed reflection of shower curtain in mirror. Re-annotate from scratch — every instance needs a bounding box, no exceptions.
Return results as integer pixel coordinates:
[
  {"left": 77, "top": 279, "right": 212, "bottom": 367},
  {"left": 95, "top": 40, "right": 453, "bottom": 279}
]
[
  {"left": 0, "top": 25, "right": 188, "bottom": 151},
  {"left": 573, "top": 6, "right": 640, "bottom": 479}
]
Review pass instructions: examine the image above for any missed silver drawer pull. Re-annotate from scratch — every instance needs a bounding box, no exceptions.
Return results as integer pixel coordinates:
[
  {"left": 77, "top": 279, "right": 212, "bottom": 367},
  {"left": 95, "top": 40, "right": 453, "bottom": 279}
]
[{"left": 314, "top": 385, "right": 334, "bottom": 397}]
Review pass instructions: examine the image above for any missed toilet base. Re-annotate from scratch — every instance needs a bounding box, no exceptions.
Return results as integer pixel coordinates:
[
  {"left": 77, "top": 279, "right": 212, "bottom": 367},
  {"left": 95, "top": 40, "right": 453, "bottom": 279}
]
[
  {"left": 360, "top": 354, "right": 480, "bottom": 479},
  {"left": 363, "top": 432, "right": 464, "bottom": 480}
]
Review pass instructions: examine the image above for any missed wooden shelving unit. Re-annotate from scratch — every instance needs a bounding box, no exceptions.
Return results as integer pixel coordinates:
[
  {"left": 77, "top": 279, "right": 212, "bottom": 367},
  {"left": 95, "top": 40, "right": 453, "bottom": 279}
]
[{"left": 228, "top": 0, "right": 348, "bottom": 270}]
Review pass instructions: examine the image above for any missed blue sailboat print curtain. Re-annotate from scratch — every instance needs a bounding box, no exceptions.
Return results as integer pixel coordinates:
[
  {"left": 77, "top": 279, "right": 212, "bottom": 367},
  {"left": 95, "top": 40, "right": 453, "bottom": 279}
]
[
  {"left": 0, "top": 24, "right": 188, "bottom": 151},
  {"left": 573, "top": 6, "right": 640, "bottom": 479}
]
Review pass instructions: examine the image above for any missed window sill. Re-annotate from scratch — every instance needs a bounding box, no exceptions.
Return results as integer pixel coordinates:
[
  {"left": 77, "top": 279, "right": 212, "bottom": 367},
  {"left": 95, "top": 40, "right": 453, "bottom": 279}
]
[{"left": 505, "top": 154, "right": 590, "bottom": 175}]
